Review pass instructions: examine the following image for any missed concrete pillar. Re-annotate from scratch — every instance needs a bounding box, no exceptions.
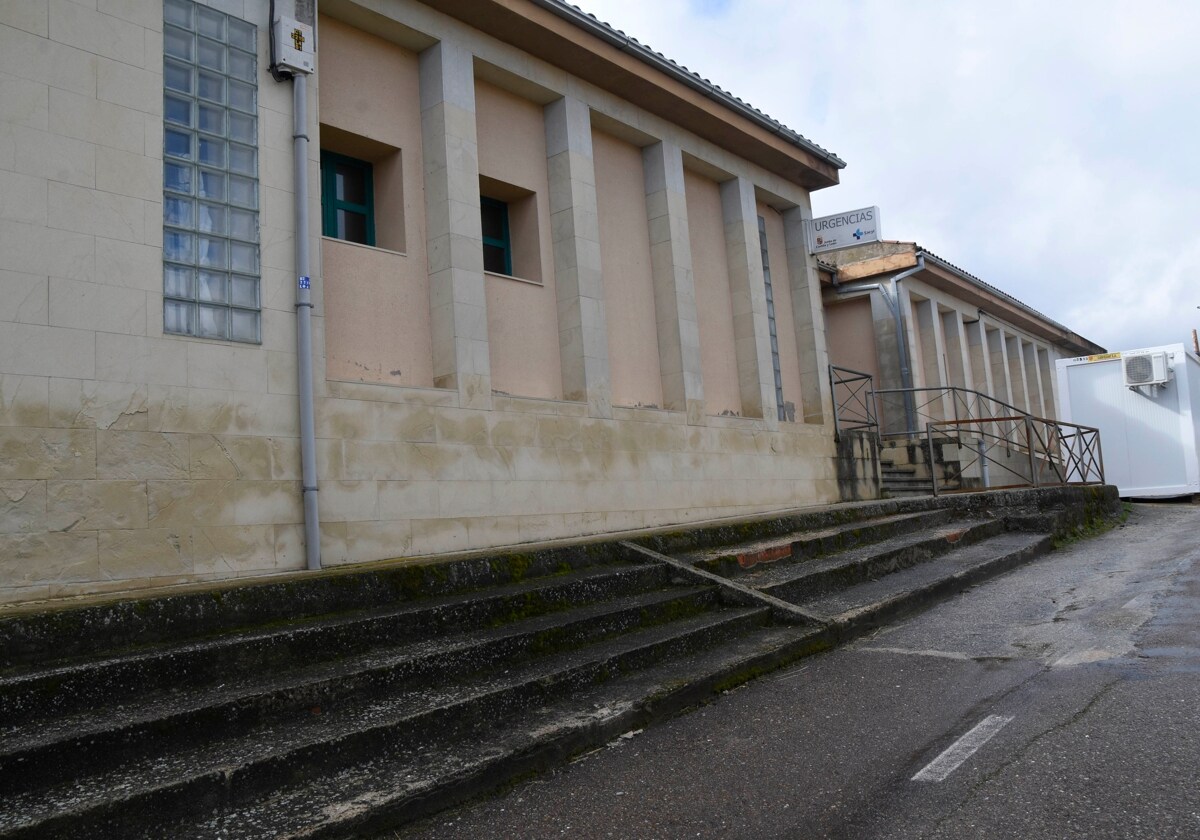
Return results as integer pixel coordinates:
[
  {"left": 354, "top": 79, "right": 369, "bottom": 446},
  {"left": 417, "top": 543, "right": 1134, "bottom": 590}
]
[
  {"left": 720, "top": 176, "right": 777, "bottom": 427},
  {"left": 419, "top": 40, "right": 491, "bottom": 409},
  {"left": 1039, "top": 347, "right": 1058, "bottom": 419},
  {"left": 965, "top": 315, "right": 998, "bottom": 449},
  {"left": 931, "top": 301, "right": 955, "bottom": 421},
  {"left": 643, "top": 141, "right": 705, "bottom": 424},
  {"left": 869, "top": 289, "right": 906, "bottom": 435},
  {"left": 1004, "top": 332, "right": 1031, "bottom": 412},
  {"left": 986, "top": 322, "right": 1015, "bottom": 409},
  {"left": 966, "top": 316, "right": 993, "bottom": 400},
  {"left": 870, "top": 291, "right": 905, "bottom": 391},
  {"left": 898, "top": 287, "right": 923, "bottom": 385},
  {"left": 782, "top": 206, "right": 832, "bottom": 425},
  {"left": 1023, "top": 340, "right": 1046, "bottom": 417},
  {"left": 914, "top": 297, "right": 949, "bottom": 421},
  {"left": 545, "top": 96, "right": 611, "bottom": 419},
  {"left": 943, "top": 308, "right": 973, "bottom": 391}
]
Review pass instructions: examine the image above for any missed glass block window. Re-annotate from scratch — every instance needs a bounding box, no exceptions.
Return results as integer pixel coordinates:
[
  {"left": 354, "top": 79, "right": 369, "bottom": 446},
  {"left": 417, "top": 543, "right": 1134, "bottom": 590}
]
[
  {"left": 758, "top": 215, "right": 786, "bottom": 421},
  {"left": 162, "top": 0, "right": 261, "bottom": 343}
]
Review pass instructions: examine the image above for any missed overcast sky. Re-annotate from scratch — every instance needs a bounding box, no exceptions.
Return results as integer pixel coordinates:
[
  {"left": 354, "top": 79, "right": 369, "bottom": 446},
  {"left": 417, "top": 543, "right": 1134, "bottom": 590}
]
[{"left": 574, "top": 0, "right": 1200, "bottom": 353}]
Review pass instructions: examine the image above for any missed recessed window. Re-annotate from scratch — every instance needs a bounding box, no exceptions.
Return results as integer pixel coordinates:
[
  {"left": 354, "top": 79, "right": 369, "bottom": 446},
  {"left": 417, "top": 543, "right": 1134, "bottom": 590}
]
[
  {"left": 480, "top": 196, "right": 512, "bottom": 275},
  {"left": 320, "top": 151, "right": 375, "bottom": 246},
  {"left": 162, "top": 0, "right": 260, "bottom": 344}
]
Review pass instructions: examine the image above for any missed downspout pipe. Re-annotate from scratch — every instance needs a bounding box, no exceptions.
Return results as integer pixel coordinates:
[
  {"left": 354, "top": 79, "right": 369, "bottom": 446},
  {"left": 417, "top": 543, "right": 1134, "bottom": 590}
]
[
  {"left": 271, "top": 0, "right": 321, "bottom": 571},
  {"left": 889, "top": 254, "right": 925, "bottom": 434},
  {"left": 292, "top": 73, "right": 321, "bottom": 571}
]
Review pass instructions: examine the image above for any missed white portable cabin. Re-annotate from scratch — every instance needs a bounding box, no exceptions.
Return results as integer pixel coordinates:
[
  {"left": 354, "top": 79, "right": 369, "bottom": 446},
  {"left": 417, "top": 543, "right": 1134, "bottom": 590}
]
[{"left": 1056, "top": 343, "right": 1200, "bottom": 498}]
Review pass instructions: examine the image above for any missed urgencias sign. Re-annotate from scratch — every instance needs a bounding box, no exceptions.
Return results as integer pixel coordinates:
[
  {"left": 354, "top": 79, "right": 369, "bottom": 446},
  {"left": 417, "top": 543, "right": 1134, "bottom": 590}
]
[{"left": 807, "top": 206, "right": 881, "bottom": 253}]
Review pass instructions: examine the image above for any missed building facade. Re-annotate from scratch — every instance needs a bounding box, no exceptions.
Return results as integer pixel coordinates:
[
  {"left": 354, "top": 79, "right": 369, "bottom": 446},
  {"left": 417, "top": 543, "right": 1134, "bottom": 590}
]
[
  {"left": 821, "top": 241, "right": 1104, "bottom": 434},
  {"left": 0, "top": 0, "right": 848, "bottom": 605}
]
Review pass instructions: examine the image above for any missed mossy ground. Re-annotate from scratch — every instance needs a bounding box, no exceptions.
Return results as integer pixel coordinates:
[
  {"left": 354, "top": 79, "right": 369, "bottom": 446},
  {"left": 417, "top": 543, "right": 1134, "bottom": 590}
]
[{"left": 1052, "top": 500, "right": 1131, "bottom": 549}]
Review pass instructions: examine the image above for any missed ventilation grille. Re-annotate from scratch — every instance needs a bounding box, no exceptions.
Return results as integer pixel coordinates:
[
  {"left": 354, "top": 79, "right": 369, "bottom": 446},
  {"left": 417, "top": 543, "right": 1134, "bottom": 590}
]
[{"left": 1123, "top": 352, "right": 1170, "bottom": 387}]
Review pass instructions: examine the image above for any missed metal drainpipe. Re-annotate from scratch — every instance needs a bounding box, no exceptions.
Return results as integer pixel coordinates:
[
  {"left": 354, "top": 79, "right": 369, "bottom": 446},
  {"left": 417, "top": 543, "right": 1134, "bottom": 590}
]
[
  {"left": 292, "top": 72, "right": 321, "bottom": 571},
  {"left": 888, "top": 255, "right": 925, "bottom": 434}
]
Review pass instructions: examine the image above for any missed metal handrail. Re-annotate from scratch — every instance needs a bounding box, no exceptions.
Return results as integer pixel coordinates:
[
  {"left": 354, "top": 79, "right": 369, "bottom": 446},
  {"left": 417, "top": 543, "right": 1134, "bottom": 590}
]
[
  {"left": 829, "top": 366, "right": 878, "bottom": 437},
  {"left": 872, "top": 385, "right": 1031, "bottom": 439},
  {"left": 872, "top": 385, "right": 1027, "bottom": 420},
  {"left": 926, "top": 414, "right": 1105, "bottom": 496}
]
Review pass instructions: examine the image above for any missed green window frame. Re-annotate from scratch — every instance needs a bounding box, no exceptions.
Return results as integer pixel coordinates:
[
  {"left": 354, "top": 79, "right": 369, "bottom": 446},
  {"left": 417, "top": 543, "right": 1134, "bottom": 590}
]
[
  {"left": 480, "top": 196, "right": 512, "bottom": 275},
  {"left": 320, "top": 151, "right": 375, "bottom": 246}
]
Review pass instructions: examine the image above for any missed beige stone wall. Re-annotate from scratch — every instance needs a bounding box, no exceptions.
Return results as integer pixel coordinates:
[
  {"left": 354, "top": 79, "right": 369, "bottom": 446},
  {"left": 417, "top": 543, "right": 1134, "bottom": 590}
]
[
  {"left": 881, "top": 277, "right": 1070, "bottom": 424},
  {"left": 313, "top": 384, "right": 837, "bottom": 562},
  {"left": 322, "top": 240, "right": 435, "bottom": 387},
  {"left": 593, "top": 129, "right": 662, "bottom": 409},
  {"left": 0, "top": 0, "right": 840, "bottom": 606},
  {"left": 684, "top": 168, "right": 741, "bottom": 416},
  {"left": 0, "top": 0, "right": 320, "bottom": 604},
  {"left": 475, "top": 79, "right": 563, "bottom": 401},
  {"left": 319, "top": 15, "right": 431, "bottom": 388},
  {"left": 824, "top": 296, "right": 881, "bottom": 386}
]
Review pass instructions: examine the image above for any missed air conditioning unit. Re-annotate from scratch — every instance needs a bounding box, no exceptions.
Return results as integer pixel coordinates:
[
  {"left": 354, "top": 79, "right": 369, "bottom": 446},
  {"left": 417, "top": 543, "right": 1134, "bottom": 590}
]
[{"left": 1123, "top": 351, "right": 1171, "bottom": 389}]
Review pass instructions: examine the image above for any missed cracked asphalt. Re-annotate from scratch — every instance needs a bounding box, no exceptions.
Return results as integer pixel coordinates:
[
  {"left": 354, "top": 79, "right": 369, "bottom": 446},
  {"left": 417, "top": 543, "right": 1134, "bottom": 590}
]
[{"left": 396, "top": 502, "right": 1200, "bottom": 840}]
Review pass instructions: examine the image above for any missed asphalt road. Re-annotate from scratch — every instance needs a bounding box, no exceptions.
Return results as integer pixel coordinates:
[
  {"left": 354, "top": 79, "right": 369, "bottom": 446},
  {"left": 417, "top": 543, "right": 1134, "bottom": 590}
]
[{"left": 396, "top": 502, "right": 1200, "bottom": 840}]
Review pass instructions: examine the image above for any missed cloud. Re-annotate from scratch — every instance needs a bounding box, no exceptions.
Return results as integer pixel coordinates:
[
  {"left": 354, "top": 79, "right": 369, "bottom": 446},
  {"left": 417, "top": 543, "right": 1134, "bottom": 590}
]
[{"left": 574, "top": 0, "right": 1200, "bottom": 352}]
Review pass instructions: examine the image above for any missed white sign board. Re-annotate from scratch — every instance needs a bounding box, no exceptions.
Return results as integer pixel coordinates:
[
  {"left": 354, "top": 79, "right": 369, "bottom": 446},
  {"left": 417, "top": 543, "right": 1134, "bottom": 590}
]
[{"left": 807, "top": 206, "right": 881, "bottom": 254}]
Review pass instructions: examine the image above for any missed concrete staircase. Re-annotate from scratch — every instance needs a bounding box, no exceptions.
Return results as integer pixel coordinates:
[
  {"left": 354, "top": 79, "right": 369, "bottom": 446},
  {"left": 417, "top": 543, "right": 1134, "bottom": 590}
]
[
  {"left": 879, "top": 457, "right": 932, "bottom": 497},
  {"left": 879, "top": 437, "right": 964, "bottom": 498},
  {"left": 0, "top": 488, "right": 1117, "bottom": 839}
]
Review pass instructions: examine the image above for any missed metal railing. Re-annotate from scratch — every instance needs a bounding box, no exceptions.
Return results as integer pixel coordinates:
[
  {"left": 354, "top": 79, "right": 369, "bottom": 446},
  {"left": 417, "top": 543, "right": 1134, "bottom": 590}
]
[
  {"left": 872, "top": 385, "right": 1028, "bottom": 440},
  {"left": 826, "top": 371, "right": 1107, "bottom": 496},
  {"left": 829, "top": 366, "right": 877, "bottom": 436},
  {"left": 926, "top": 415, "right": 1105, "bottom": 496}
]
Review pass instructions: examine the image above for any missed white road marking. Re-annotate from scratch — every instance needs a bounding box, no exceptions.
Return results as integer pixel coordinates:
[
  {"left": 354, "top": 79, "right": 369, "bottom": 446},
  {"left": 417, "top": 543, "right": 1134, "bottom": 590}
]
[
  {"left": 1052, "top": 647, "right": 1120, "bottom": 667},
  {"left": 864, "top": 646, "right": 974, "bottom": 661},
  {"left": 912, "top": 714, "right": 1014, "bottom": 782}
]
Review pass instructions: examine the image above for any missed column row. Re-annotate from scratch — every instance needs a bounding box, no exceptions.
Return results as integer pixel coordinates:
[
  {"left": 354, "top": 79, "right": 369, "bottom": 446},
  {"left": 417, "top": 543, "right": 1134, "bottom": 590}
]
[
  {"left": 417, "top": 42, "right": 829, "bottom": 426},
  {"left": 899, "top": 291, "right": 1060, "bottom": 420}
]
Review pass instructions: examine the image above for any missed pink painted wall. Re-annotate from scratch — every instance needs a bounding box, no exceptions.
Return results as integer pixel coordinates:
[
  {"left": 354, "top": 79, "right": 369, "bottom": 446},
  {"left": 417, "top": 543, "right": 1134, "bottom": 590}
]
[
  {"left": 322, "top": 240, "right": 434, "bottom": 386},
  {"left": 475, "top": 80, "right": 563, "bottom": 400},
  {"left": 592, "top": 130, "right": 663, "bottom": 408},
  {"left": 757, "top": 203, "right": 803, "bottom": 419},
  {"left": 684, "top": 169, "right": 741, "bottom": 416},
  {"left": 824, "top": 296, "right": 881, "bottom": 386},
  {"left": 318, "top": 17, "right": 431, "bottom": 387}
]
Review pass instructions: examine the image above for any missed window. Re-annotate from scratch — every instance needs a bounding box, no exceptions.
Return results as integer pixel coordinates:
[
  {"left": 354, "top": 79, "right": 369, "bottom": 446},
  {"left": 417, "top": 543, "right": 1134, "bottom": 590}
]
[
  {"left": 480, "top": 196, "right": 512, "bottom": 275},
  {"left": 162, "top": 0, "right": 261, "bottom": 343},
  {"left": 320, "top": 151, "right": 375, "bottom": 246}
]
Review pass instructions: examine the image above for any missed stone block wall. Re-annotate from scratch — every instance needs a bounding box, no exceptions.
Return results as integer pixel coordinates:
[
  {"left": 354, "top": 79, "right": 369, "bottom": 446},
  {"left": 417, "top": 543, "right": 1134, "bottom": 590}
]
[{"left": 0, "top": 0, "right": 841, "bottom": 606}]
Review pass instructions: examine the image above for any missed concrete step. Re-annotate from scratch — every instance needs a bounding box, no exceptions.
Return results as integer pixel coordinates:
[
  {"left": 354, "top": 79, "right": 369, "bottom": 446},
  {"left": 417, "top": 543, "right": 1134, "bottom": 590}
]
[
  {"left": 0, "top": 490, "right": 1108, "bottom": 838},
  {"left": 0, "top": 605, "right": 771, "bottom": 839},
  {"left": 802, "top": 531, "right": 1053, "bottom": 627},
  {"left": 681, "top": 509, "right": 955, "bottom": 578},
  {"left": 738, "top": 518, "right": 1007, "bottom": 603},
  {"left": 882, "top": 487, "right": 936, "bottom": 498},
  {"left": 0, "top": 561, "right": 669, "bottom": 727},
  {"left": 162, "top": 622, "right": 833, "bottom": 840},
  {"left": 0, "top": 584, "right": 720, "bottom": 796},
  {"left": 0, "top": 544, "right": 623, "bottom": 673}
]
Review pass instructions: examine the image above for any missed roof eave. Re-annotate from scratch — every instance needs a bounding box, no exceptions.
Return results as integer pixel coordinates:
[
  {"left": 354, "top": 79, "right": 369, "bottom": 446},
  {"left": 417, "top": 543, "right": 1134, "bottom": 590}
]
[{"left": 529, "top": 0, "right": 846, "bottom": 171}]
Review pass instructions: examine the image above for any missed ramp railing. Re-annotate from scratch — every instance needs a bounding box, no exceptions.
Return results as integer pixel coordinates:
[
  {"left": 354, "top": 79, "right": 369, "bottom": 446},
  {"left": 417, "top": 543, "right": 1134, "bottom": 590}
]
[
  {"left": 829, "top": 366, "right": 877, "bottom": 437},
  {"left": 926, "top": 414, "right": 1105, "bottom": 496}
]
